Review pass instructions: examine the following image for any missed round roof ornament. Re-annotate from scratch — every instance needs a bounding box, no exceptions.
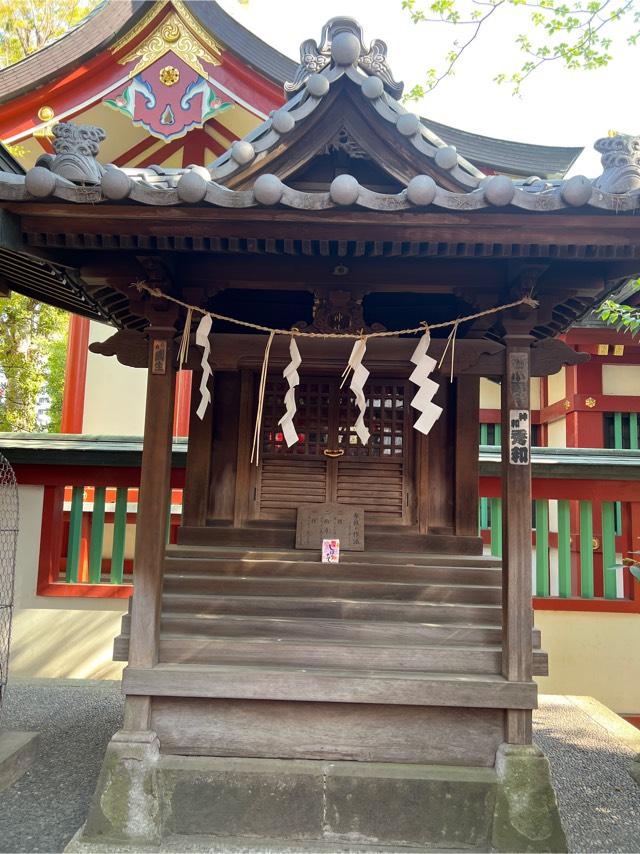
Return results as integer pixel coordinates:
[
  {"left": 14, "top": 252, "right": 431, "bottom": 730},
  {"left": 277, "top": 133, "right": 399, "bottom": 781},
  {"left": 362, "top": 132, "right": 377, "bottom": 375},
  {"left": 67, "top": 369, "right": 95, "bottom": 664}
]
[
  {"left": 434, "top": 146, "right": 458, "bottom": 171},
  {"left": 407, "top": 175, "right": 437, "bottom": 206},
  {"left": 361, "top": 76, "right": 384, "bottom": 99},
  {"left": 396, "top": 113, "right": 421, "bottom": 137},
  {"left": 330, "top": 174, "right": 360, "bottom": 206},
  {"left": 561, "top": 175, "right": 593, "bottom": 207},
  {"left": 231, "top": 140, "right": 255, "bottom": 165},
  {"left": 177, "top": 170, "right": 207, "bottom": 203},
  {"left": 331, "top": 31, "right": 361, "bottom": 66},
  {"left": 272, "top": 110, "right": 295, "bottom": 134},
  {"left": 306, "top": 74, "right": 330, "bottom": 97},
  {"left": 25, "top": 166, "right": 56, "bottom": 198},
  {"left": 254, "top": 174, "right": 284, "bottom": 206},
  {"left": 102, "top": 166, "right": 133, "bottom": 200},
  {"left": 484, "top": 175, "right": 515, "bottom": 206}
]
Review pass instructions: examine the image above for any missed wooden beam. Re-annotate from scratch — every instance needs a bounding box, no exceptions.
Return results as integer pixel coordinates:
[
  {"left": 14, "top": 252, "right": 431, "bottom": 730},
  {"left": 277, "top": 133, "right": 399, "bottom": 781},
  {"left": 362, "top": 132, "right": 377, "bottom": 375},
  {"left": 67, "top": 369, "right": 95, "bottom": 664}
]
[
  {"left": 122, "top": 664, "right": 537, "bottom": 709},
  {"left": 501, "top": 336, "right": 534, "bottom": 745}
]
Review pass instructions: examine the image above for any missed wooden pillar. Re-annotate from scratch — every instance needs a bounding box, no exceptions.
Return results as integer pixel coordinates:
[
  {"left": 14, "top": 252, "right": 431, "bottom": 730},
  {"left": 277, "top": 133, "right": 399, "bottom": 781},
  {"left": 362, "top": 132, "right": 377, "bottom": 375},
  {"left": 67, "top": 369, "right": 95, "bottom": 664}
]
[
  {"left": 501, "top": 336, "right": 534, "bottom": 745},
  {"left": 182, "top": 369, "right": 213, "bottom": 528},
  {"left": 124, "top": 327, "right": 176, "bottom": 732}
]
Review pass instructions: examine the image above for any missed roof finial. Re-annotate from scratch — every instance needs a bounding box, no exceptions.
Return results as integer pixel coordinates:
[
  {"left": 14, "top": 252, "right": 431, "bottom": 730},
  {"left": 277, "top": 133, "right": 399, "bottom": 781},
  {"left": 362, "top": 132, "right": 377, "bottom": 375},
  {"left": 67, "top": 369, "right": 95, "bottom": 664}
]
[
  {"left": 285, "top": 17, "right": 403, "bottom": 99},
  {"left": 593, "top": 132, "right": 640, "bottom": 194}
]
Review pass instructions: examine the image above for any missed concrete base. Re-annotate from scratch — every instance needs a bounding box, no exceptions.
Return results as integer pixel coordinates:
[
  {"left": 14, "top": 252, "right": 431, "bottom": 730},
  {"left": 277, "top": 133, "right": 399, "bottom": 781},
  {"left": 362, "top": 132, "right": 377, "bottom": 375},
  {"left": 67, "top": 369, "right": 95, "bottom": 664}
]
[
  {"left": 69, "top": 731, "right": 567, "bottom": 853},
  {"left": 0, "top": 728, "right": 39, "bottom": 792}
]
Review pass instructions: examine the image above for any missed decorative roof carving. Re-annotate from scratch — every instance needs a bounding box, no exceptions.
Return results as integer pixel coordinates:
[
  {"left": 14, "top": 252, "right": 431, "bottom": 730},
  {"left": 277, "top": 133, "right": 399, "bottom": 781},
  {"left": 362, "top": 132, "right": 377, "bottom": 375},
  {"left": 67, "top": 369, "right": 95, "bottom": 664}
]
[
  {"left": 45, "top": 123, "right": 106, "bottom": 184},
  {"left": 593, "top": 133, "right": 640, "bottom": 194},
  {"left": 296, "top": 290, "right": 386, "bottom": 335},
  {"left": 322, "top": 127, "right": 368, "bottom": 160},
  {"left": 118, "top": 10, "right": 222, "bottom": 79},
  {"left": 285, "top": 17, "right": 403, "bottom": 99}
]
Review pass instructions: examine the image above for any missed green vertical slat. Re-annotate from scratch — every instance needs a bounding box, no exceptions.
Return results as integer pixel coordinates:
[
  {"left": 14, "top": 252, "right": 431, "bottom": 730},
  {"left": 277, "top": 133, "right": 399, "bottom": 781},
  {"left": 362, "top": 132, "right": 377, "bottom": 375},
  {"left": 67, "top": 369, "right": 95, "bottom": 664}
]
[
  {"left": 602, "top": 501, "right": 618, "bottom": 599},
  {"left": 613, "top": 412, "right": 624, "bottom": 449},
  {"left": 494, "top": 424, "right": 501, "bottom": 446},
  {"left": 88, "top": 487, "right": 106, "bottom": 584},
  {"left": 579, "top": 500, "right": 594, "bottom": 599},
  {"left": 66, "top": 486, "right": 84, "bottom": 583},
  {"left": 110, "top": 487, "right": 128, "bottom": 584},
  {"left": 557, "top": 499, "right": 572, "bottom": 598},
  {"left": 490, "top": 498, "right": 502, "bottom": 557},
  {"left": 630, "top": 413, "right": 638, "bottom": 450},
  {"left": 480, "top": 424, "right": 488, "bottom": 445},
  {"left": 479, "top": 498, "right": 489, "bottom": 531},
  {"left": 535, "top": 500, "right": 549, "bottom": 597}
]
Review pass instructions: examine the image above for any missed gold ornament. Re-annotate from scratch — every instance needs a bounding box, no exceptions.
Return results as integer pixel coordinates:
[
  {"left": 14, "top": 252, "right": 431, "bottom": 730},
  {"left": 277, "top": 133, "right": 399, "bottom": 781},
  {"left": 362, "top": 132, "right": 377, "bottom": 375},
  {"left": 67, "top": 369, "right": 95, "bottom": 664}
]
[
  {"left": 37, "top": 106, "right": 55, "bottom": 122},
  {"left": 585, "top": 397, "right": 597, "bottom": 409},
  {"left": 563, "top": 399, "right": 571, "bottom": 410},
  {"left": 116, "top": 10, "right": 222, "bottom": 78},
  {"left": 159, "top": 65, "right": 180, "bottom": 86},
  {"left": 162, "top": 22, "right": 181, "bottom": 43}
]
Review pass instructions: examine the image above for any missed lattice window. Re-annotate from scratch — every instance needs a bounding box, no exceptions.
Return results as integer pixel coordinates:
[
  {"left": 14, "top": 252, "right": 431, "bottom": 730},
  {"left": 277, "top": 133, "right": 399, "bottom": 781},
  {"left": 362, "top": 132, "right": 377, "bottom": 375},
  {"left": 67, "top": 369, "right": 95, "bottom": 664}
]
[
  {"left": 338, "top": 383, "right": 405, "bottom": 457},
  {"left": 262, "top": 380, "right": 331, "bottom": 456}
]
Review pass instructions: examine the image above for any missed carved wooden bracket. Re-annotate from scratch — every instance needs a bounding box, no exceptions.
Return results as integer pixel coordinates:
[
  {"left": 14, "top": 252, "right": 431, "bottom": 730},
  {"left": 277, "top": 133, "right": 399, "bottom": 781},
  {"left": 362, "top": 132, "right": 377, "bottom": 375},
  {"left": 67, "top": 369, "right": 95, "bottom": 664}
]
[{"left": 89, "top": 329, "right": 148, "bottom": 368}]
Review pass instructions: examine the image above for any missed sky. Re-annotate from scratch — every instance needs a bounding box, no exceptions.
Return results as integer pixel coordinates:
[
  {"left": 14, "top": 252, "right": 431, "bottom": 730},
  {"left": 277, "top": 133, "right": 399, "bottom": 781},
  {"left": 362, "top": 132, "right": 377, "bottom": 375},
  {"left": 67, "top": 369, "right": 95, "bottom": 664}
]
[{"left": 217, "top": 0, "right": 637, "bottom": 177}]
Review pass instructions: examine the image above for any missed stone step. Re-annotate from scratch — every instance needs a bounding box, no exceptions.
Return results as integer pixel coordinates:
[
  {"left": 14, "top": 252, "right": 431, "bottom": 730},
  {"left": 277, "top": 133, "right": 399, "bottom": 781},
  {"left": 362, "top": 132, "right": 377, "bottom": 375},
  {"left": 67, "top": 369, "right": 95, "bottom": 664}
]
[
  {"left": 113, "top": 633, "right": 548, "bottom": 676},
  {"left": 162, "top": 573, "right": 502, "bottom": 604},
  {"left": 164, "top": 555, "right": 502, "bottom": 586},
  {"left": 160, "top": 592, "right": 502, "bottom": 624}
]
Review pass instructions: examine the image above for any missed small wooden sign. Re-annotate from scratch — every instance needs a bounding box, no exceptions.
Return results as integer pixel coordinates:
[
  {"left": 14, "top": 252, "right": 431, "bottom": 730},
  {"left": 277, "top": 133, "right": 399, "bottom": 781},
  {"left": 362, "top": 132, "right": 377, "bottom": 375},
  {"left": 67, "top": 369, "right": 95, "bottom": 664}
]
[
  {"left": 296, "top": 503, "right": 364, "bottom": 551},
  {"left": 509, "top": 409, "right": 530, "bottom": 465},
  {"left": 151, "top": 339, "right": 168, "bottom": 375}
]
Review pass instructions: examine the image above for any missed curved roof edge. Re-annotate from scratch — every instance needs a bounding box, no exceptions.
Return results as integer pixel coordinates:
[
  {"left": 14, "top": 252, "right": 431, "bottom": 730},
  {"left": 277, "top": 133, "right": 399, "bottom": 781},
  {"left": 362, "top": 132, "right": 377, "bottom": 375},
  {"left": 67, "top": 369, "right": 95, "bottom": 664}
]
[{"left": 0, "top": 1, "right": 147, "bottom": 103}]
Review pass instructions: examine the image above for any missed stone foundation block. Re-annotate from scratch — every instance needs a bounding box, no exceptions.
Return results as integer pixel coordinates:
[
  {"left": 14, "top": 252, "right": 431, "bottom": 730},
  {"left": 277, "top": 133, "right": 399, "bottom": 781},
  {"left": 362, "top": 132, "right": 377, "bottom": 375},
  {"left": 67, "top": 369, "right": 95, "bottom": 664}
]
[
  {"left": 492, "top": 743, "right": 568, "bottom": 852},
  {"left": 72, "top": 737, "right": 568, "bottom": 852},
  {"left": 0, "top": 729, "right": 39, "bottom": 792}
]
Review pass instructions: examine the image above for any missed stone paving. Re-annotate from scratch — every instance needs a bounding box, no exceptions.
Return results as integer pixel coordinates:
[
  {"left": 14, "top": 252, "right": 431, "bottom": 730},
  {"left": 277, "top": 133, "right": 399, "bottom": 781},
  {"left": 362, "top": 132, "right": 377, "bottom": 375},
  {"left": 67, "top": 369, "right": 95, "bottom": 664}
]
[{"left": 0, "top": 681, "right": 638, "bottom": 853}]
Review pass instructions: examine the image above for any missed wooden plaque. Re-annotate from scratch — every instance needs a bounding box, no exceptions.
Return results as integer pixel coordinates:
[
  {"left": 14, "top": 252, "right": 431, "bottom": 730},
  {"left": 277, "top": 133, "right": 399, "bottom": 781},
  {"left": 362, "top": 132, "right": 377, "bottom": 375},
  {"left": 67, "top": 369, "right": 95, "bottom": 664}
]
[{"left": 296, "top": 503, "right": 364, "bottom": 551}]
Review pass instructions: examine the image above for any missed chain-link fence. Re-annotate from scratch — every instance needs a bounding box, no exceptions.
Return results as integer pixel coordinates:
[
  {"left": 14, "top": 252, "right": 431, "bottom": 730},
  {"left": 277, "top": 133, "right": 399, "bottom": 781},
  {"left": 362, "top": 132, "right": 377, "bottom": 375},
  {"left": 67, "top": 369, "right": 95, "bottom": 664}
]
[{"left": 0, "top": 452, "right": 18, "bottom": 713}]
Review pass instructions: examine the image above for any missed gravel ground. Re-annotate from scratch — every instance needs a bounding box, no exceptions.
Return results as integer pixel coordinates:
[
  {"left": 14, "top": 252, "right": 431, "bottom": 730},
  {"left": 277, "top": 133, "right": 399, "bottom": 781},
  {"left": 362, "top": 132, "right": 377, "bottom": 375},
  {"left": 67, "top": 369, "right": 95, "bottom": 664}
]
[{"left": 0, "top": 681, "right": 638, "bottom": 853}]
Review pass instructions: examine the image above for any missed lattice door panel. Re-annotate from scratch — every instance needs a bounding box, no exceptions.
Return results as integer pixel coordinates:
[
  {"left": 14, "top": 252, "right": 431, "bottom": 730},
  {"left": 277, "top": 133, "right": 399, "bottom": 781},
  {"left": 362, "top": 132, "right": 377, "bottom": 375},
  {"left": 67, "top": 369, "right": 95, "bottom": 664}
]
[
  {"left": 262, "top": 379, "right": 332, "bottom": 457},
  {"left": 337, "top": 381, "right": 406, "bottom": 457}
]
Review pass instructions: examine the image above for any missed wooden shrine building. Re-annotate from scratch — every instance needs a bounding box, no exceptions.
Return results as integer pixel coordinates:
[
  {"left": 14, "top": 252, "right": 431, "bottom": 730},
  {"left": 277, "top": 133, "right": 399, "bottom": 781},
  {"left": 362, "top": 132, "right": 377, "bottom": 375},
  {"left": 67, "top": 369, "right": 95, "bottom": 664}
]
[{"left": 2, "top": 12, "right": 640, "bottom": 852}]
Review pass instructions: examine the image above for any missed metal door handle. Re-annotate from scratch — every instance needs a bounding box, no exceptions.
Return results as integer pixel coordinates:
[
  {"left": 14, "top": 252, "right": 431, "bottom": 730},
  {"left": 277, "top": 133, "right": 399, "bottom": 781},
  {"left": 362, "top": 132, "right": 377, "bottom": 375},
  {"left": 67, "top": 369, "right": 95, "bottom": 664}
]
[{"left": 323, "top": 449, "right": 345, "bottom": 457}]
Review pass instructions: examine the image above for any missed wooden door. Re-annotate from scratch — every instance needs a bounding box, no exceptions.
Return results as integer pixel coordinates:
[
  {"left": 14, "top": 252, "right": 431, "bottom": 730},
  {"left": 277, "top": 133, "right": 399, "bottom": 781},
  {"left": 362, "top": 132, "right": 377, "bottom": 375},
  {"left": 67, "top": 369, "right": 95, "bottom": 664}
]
[{"left": 254, "top": 376, "right": 412, "bottom": 525}]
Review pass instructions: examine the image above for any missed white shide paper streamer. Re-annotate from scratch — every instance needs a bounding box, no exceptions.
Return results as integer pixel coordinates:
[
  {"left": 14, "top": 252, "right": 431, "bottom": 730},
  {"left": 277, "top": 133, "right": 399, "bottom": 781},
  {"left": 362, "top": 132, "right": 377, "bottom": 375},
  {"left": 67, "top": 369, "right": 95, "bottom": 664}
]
[
  {"left": 278, "top": 337, "right": 302, "bottom": 447},
  {"left": 195, "top": 314, "right": 213, "bottom": 420},
  {"left": 409, "top": 330, "right": 443, "bottom": 436},
  {"left": 342, "top": 338, "right": 370, "bottom": 446}
]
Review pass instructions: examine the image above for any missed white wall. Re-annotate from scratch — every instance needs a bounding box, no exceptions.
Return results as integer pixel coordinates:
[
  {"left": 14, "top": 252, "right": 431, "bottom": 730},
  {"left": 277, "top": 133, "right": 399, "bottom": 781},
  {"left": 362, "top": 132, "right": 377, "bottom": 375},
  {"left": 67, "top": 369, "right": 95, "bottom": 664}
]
[
  {"left": 83, "top": 321, "right": 147, "bottom": 436},
  {"left": 602, "top": 364, "right": 640, "bottom": 396},
  {"left": 9, "top": 485, "right": 126, "bottom": 680}
]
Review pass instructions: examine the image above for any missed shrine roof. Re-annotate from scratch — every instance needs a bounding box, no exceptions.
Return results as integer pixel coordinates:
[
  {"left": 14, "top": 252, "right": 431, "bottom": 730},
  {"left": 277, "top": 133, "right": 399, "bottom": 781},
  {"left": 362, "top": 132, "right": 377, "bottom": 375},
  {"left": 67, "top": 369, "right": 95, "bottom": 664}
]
[
  {"left": 0, "top": 2, "right": 580, "bottom": 179},
  {"left": 0, "top": 1, "right": 297, "bottom": 104},
  {"left": 0, "top": 33, "right": 635, "bottom": 216}
]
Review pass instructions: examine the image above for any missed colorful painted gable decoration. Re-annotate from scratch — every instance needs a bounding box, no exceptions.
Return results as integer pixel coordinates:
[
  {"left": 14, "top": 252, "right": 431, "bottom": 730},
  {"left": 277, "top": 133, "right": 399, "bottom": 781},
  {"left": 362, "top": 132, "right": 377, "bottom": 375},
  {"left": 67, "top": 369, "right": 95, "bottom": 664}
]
[{"left": 105, "top": 10, "right": 233, "bottom": 142}]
